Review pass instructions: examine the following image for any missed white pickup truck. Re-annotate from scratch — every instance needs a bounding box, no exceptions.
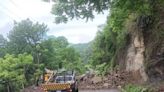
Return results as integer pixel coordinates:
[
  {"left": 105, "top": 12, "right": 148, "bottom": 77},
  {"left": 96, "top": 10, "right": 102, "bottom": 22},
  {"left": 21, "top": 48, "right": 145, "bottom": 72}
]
[{"left": 55, "top": 75, "right": 78, "bottom": 92}]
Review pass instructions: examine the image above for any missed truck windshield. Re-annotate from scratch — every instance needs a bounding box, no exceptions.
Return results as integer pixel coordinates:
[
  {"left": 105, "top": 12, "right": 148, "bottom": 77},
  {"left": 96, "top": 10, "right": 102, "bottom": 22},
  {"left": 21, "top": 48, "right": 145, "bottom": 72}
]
[{"left": 56, "top": 76, "right": 73, "bottom": 82}]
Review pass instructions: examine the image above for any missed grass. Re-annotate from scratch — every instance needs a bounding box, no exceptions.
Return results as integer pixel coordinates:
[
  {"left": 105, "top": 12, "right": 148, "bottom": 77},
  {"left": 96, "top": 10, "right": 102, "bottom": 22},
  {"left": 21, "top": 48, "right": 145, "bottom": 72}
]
[{"left": 121, "top": 84, "right": 153, "bottom": 92}]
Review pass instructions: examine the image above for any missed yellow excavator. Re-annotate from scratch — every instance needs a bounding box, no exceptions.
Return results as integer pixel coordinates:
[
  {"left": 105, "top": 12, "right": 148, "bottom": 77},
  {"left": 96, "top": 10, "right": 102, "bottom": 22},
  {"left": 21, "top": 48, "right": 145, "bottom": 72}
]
[{"left": 40, "top": 68, "right": 78, "bottom": 92}]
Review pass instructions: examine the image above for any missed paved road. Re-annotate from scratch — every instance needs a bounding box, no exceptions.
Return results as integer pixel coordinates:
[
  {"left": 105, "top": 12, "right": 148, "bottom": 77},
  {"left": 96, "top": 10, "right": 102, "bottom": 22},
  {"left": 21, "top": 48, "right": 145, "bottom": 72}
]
[{"left": 79, "top": 89, "right": 120, "bottom": 92}]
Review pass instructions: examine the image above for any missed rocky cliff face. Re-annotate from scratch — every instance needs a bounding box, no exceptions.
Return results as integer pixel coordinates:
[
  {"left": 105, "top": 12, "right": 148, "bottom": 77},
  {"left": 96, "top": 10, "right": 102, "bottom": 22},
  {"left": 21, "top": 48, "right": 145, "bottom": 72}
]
[
  {"left": 125, "top": 24, "right": 148, "bottom": 82},
  {"left": 119, "top": 3, "right": 164, "bottom": 83},
  {"left": 145, "top": 4, "right": 164, "bottom": 82},
  {"left": 116, "top": 21, "right": 149, "bottom": 83}
]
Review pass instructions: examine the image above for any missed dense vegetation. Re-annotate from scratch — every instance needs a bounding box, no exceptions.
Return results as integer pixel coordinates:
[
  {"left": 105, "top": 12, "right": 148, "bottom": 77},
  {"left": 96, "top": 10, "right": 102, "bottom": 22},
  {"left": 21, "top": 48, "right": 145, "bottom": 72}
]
[
  {"left": 72, "top": 43, "right": 92, "bottom": 64},
  {"left": 0, "top": 0, "right": 163, "bottom": 91},
  {"left": 0, "top": 19, "right": 84, "bottom": 92},
  {"left": 49, "top": 0, "right": 164, "bottom": 75}
]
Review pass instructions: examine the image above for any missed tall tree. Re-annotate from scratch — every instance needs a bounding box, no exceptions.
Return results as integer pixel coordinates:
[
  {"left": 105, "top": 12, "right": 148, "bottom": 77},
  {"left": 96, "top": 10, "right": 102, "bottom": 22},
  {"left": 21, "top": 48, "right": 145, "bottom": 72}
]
[
  {"left": 40, "top": 36, "right": 68, "bottom": 69},
  {"left": 0, "top": 54, "right": 33, "bottom": 92},
  {"left": 8, "top": 19, "right": 48, "bottom": 54},
  {"left": 8, "top": 19, "right": 48, "bottom": 63},
  {"left": 0, "top": 35, "right": 7, "bottom": 57},
  {"left": 40, "top": 36, "right": 84, "bottom": 73}
]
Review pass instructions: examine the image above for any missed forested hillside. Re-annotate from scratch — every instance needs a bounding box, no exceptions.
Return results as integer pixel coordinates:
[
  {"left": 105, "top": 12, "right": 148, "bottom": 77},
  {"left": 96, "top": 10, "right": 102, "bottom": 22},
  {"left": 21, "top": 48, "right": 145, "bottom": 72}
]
[
  {"left": 0, "top": 19, "right": 85, "bottom": 92},
  {"left": 50, "top": 0, "right": 164, "bottom": 89},
  {"left": 72, "top": 43, "right": 89, "bottom": 55},
  {"left": 0, "top": 0, "right": 164, "bottom": 91},
  {"left": 72, "top": 43, "right": 92, "bottom": 64}
]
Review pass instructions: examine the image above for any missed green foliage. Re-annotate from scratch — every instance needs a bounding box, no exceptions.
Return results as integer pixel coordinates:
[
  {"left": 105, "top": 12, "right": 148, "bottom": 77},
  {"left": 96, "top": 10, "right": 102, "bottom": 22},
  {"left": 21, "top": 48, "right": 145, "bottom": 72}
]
[
  {"left": 111, "top": 0, "right": 152, "bottom": 15},
  {"left": 49, "top": 0, "right": 110, "bottom": 23},
  {"left": 47, "top": 0, "right": 159, "bottom": 75},
  {"left": 72, "top": 42, "right": 92, "bottom": 64},
  {"left": 0, "top": 53, "right": 35, "bottom": 91},
  {"left": 40, "top": 36, "right": 85, "bottom": 73},
  {"left": 1, "top": 0, "right": 160, "bottom": 90},
  {"left": 91, "top": 28, "right": 118, "bottom": 66},
  {"left": 0, "top": 35, "right": 7, "bottom": 57},
  {"left": 95, "top": 63, "right": 107, "bottom": 76},
  {"left": 40, "top": 36, "right": 62, "bottom": 69},
  {"left": 87, "top": 0, "right": 157, "bottom": 75},
  {"left": 122, "top": 84, "right": 152, "bottom": 92},
  {"left": 8, "top": 19, "right": 48, "bottom": 55},
  {"left": 0, "top": 84, "right": 5, "bottom": 92},
  {"left": 61, "top": 47, "right": 84, "bottom": 73},
  {"left": 0, "top": 19, "right": 48, "bottom": 91},
  {"left": 46, "top": 0, "right": 158, "bottom": 76},
  {"left": 0, "top": 19, "right": 84, "bottom": 91},
  {"left": 48, "top": 0, "right": 155, "bottom": 24}
]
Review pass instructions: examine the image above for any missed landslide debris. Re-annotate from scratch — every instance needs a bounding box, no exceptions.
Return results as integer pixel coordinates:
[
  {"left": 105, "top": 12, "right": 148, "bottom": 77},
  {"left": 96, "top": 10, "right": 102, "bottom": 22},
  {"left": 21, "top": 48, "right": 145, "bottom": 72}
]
[{"left": 78, "top": 70, "right": 133, "bottom": 90}]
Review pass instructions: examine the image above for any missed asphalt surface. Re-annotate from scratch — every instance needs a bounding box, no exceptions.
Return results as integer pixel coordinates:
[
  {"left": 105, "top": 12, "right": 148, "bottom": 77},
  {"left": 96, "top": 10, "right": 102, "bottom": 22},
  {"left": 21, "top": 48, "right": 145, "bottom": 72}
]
[{"left": 79, "top": 89, "right": 120, "bottom": 92}]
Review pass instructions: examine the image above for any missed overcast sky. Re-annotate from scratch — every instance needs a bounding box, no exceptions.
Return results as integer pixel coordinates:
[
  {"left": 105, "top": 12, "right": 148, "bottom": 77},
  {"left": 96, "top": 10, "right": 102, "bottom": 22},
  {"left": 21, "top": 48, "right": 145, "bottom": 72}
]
[{"left": 0, "top": 0, "right": 108, "bottom": 44}]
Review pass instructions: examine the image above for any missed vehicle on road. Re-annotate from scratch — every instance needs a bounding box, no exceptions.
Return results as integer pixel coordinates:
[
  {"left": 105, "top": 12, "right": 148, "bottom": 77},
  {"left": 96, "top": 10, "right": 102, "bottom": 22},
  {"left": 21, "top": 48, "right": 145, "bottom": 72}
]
[{"left": 40, "top": 69, "right": 78, "bottom": 92}]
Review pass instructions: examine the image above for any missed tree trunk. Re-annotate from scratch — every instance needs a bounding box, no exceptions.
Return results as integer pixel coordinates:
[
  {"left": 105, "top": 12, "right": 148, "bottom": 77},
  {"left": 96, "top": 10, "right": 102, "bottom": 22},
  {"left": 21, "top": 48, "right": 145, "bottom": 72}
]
[
  {"left": 22, "top": 82, "right": 24, "bottom": 89},
  {"left": 7, "top": 84, "right": 10, "bottom": 92}
]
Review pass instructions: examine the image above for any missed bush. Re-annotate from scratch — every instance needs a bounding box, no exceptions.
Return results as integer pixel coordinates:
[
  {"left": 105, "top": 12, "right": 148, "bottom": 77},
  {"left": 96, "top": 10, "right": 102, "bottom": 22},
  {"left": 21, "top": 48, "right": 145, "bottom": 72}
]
[{"left": 122, "top": 84, "right": 152, "bottom": 92}]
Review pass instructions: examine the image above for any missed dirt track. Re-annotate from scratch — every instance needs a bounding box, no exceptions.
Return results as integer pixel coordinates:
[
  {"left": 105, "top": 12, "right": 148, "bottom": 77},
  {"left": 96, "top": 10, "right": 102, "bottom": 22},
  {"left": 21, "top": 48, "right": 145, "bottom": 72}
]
[{"left": 79, "top": 89, "right": 120, "bottom": 92}]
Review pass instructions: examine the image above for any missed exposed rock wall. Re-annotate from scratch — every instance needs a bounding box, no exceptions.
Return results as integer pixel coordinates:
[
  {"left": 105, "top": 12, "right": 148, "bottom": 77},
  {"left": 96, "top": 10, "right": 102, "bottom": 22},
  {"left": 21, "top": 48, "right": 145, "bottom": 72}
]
[
  {"left": 125, "top": 22, "right": 148, "bottom": 82},
  {"left": 145, "top": 4, "right": 164, "bottom": 81},
  {"left": 120, "top": 3, "right": 164, "bottom": 83}
]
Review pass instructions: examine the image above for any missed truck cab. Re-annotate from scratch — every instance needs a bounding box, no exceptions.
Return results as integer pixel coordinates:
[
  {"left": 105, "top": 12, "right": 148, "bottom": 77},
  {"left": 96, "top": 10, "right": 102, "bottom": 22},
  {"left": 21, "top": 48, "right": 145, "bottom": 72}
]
[
  {"left": 41, "top": 70, "right": 78, "bottom": 92},
  {"left": 55, "top": 75, "right": 78, "bottom": 92},
  {"left": 55, "top": 76, "right": 74, "bottom": 83}
]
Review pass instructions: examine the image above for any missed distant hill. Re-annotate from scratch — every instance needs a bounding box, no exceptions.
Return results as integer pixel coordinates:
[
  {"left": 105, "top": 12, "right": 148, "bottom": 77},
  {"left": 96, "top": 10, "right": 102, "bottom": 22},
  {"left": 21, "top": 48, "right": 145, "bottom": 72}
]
[
  {"left": 71, "top": 42, "right": 92, "bottom": 64},
  {"left": 72, "top": 43, "right": 89, "bottom": 53}
]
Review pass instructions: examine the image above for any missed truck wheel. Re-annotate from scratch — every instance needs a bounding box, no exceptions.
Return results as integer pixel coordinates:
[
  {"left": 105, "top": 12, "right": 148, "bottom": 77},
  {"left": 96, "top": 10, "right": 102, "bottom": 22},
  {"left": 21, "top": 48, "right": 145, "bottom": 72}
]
[
  {"left": 76, "top": 88, "right": 78, "bottom": 92},
  {"left": 72, "top": 88, "right": 76, "bottom": 92}
]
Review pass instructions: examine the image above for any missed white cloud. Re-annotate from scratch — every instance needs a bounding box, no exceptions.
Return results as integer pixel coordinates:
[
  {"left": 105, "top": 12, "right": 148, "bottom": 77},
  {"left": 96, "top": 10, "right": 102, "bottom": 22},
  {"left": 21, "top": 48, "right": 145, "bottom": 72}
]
[
  {"left": 0, "top": 0, "right": 108, "bottom": 44},
  {"left": 9, "top": 0, "right": 52, "bottom": 19},
  {"left": 47, "top": 26, "right": 98, "bottom": 43}
]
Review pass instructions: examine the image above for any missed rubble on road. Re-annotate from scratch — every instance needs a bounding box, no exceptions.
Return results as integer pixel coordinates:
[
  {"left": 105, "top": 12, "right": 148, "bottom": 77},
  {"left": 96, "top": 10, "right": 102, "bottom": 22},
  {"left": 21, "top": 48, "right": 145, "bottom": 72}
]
[
  {"left": 78, "top": 69, "right": 133, "bottom": 90},
  {"left": 91, "top": 76, "right": 102, "bottom": 84}
]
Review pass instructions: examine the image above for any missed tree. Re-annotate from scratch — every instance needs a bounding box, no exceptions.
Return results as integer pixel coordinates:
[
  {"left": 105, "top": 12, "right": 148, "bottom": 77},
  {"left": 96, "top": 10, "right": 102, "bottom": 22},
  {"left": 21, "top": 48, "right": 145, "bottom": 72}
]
[
  {"left": 47, "top": 0, "right": 155, "bottom": 25},
  {"left": 1, "top": 19, "right": 48, "bottom": 90},
  {"left": 8, "top": 19, "right": 48, "bottom": 54},
  {"left": 0, "top": 54, "right": 33, "bottom": 92},
  {"left": 40, "top": 36, "right": 84, "bottom": 73},
  {"left": 62, "top": 47, "right": 84, "bottom": 73},
  {"left": 0, "top": 35, "right": 7, "bottom": 57},
  {"left": 72, "top": 42, "right": 92, "bottom": 64},
  {"left": 8, "top": 19, "right": 48, "bottom": 63},
  {"left": 46, "top": 0, "right": 110, "bottom": 23},
  {"left": 40, "top": 36, "right": 68, "bottom": 69}
]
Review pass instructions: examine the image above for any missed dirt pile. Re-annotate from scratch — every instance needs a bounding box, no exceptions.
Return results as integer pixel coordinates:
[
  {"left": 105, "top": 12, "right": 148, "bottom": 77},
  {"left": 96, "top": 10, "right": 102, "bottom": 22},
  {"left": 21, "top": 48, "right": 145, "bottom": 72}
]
[
  {"left": 78, "top": 70, "right": 133, "bottom": 90},
  {"left": 157, "top": 85, "right": 164, "bottom": 92}
]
